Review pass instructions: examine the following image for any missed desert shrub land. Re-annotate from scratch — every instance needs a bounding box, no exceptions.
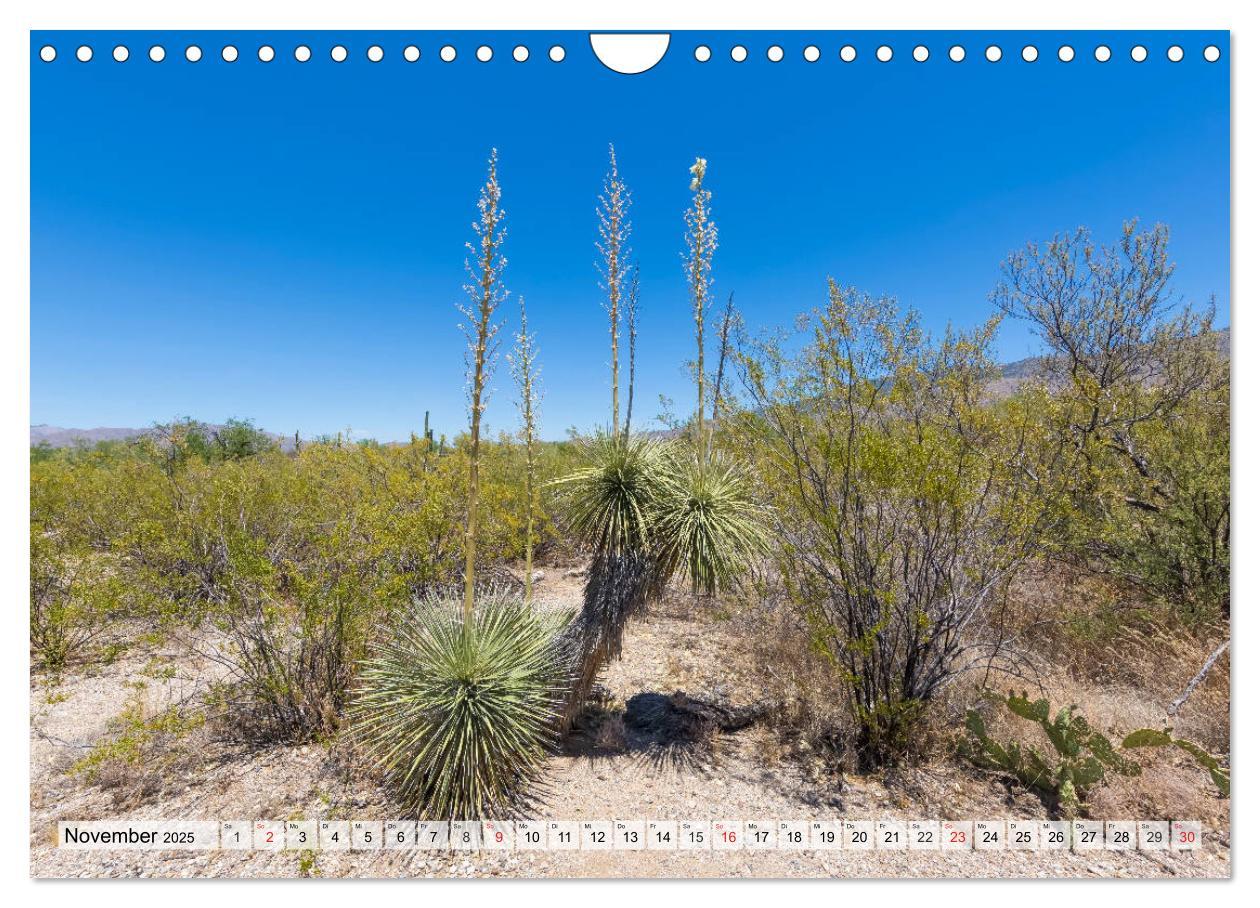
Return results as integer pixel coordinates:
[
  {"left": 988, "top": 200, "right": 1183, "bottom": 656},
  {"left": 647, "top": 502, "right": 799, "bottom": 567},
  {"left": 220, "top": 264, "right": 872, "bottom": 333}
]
[{"left": 30, "top": 150, "right": 1229, "bottom": 878}]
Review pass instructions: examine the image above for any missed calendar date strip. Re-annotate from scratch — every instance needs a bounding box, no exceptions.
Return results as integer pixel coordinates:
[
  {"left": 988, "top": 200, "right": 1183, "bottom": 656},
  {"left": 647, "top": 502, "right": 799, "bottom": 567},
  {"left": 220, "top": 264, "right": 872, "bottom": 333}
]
[{"left": 56, "top": 818, "right": 1205, "bottom": 853}]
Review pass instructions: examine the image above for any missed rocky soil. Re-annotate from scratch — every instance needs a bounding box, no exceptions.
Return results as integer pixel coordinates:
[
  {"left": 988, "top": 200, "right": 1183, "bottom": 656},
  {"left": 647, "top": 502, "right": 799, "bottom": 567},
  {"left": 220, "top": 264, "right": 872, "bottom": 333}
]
[{"left": 30, "top": 569, "right": 1230, "bottom": 879}]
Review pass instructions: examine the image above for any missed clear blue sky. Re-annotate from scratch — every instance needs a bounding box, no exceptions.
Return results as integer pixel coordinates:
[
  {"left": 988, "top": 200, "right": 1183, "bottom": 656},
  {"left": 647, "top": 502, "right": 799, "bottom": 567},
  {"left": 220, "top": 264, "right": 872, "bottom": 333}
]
[{"left": 31, "top": 30, "right": 1229, "bottom": 442}]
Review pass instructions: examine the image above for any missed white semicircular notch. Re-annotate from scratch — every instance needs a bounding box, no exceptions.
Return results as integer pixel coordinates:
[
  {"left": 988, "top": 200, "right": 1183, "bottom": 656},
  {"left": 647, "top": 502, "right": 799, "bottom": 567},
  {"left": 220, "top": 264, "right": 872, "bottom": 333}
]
[{"left": 589, "top": 33, "right": 670, "bottom": 74}]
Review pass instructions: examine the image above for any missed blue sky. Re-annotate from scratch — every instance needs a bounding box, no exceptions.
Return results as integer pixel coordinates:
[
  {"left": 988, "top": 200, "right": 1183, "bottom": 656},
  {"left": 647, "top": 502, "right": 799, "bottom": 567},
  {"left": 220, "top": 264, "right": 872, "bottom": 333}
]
[{"left": 31, "top": 30, "right": 1229, "bottom": 442}]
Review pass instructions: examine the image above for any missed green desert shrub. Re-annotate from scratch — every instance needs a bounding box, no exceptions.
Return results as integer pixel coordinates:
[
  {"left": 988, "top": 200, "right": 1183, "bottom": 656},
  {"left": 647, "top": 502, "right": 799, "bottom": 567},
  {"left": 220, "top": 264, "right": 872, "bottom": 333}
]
[
  {"left": 29, "top": 433, "right": 570, "bottom": 739},
  {"left": 735, "top": 283, "right": 1060, "bottom": 768},
  {"left": 993, "top": 221, "right": 1229, "bottom": 621},
  {"left": 352, "top": 591, "right": 571, "bottom": 819},
  {"left": 30, "top": 530, "right": 129, "bottom": 670},
  {"left": 71, "top": 687, "right": 207, "bottom": 804}
]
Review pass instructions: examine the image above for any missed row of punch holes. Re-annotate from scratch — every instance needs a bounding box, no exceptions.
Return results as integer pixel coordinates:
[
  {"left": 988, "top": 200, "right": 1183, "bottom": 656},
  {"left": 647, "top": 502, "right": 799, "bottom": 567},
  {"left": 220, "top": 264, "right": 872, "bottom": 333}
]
[{"left": 38, "top": 41, "right": 1222, "bottom": 65}]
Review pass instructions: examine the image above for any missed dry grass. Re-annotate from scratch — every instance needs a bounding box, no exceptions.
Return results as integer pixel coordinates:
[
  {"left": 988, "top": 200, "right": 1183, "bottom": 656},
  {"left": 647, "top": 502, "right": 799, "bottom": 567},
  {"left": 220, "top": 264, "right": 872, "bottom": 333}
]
[
  {"left": 733, "top": 559, "right": 1229, "bottom": 827},
  {"left": 941, "top": 560, "right": 1230, "bottom": 823},
  {"left": 1001, "top": 561, "right": 1229, "bottom": 753},
  {"left": 737, "top": 594, "right": 854, "bottom": 775},
  {"left": 31, "top": 563, "right": 1230, "bottom": 878}
]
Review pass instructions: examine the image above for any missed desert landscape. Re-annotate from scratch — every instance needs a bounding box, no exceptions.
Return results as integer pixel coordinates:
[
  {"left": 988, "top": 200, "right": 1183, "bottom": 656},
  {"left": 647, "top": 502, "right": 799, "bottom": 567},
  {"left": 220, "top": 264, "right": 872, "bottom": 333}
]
[{"left": 30, "top": 148, "right": 1230, "bottom": 879}]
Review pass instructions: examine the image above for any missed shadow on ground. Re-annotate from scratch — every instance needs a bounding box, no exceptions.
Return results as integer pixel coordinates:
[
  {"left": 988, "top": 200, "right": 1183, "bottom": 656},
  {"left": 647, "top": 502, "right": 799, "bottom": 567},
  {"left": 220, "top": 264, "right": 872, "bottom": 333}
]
[{"left": 561, "top": 688, "right": 771, "bottom": 774}]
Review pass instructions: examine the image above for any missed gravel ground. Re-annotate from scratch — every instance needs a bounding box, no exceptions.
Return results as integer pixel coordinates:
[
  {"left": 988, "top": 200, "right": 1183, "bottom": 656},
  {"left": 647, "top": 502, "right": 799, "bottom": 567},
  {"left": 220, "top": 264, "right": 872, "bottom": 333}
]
[{"left": 30, "top": 569, "right": 1231, "bottom": 879}]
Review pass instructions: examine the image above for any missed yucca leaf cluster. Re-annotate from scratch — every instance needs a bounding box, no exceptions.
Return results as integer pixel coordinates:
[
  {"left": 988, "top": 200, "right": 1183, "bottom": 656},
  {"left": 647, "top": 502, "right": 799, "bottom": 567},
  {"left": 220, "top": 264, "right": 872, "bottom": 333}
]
[
  {"left": 557, "top": 431, "right": 767, "bottom": 596},
  {"left": 554, "top": 431, "right": 667, "bottom": 557},
  {"left": 352, "top": 591, "right": 571, "bottom": 819},
  {"left": 653, "top": 448, "right": 768, "bottom": 597}
]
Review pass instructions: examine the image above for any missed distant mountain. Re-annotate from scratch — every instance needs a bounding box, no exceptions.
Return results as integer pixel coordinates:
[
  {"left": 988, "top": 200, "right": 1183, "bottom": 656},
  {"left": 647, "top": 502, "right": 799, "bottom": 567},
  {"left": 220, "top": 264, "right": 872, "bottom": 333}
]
[
  {"left": 988, "top": 327, "right": 1230, "bottom": 399},
  {"left": 30, "top": 425, "right": 148, "bottom": 447},
  {"left": 31, "top": 423, "right": 297, "bottom": 452},
  {"left": 30, "top": 330, "right": 1231, "bottom": 449}
]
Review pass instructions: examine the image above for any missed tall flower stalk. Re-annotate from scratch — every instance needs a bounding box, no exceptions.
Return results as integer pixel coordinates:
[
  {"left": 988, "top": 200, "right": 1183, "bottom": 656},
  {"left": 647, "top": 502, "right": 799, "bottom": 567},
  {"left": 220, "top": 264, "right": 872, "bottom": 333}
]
[
  {"left": 685, "top": 158, "right": 717, "bottom": 457},
  {"left": 597, "top": 145, "right": 631, "bottom": 435},
  {"left": 511, "top": 297, "right": 542, "bottom": 604},
  {"left": 458, "top": 149, "right": 507, "bottom": 621},
  {"left": 713, "top": 291, "right": 737, "bottom": 423},
  {"left": 624, "top": 265, "right": 640, "bottom": 439},
  {"left": 654, "top": 157, "right": 767, "bottom": 597}
]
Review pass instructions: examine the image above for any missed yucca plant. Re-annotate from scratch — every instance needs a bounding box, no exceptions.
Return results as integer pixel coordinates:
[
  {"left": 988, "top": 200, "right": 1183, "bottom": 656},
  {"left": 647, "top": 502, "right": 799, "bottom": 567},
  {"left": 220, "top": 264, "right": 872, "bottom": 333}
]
[
  {"left": 355, "top": 151, "right": 571, "bottom": 818},
  {"left": 652, "top": 448, "right": 769, "bottom": 596},
  {"left": 655, "top": 157, "right": 768, "bottom": 596},
  {"left": 352, "top": 591, "right": 570, "bottom": 819},
  {"left": 509, "top": 296, "right": 542, "bottom": 604},
  {"left": 598, "top": 144, "right": 631, "bottom": 436},
  {"left": 553, "top": 431, "right": 667, "bottom": 729},
  {"left": 555, "top": 431, "right": 668, "bottom": 557},
  {"left": 458, "top": 149, "right": 508, "bottom": 620}
]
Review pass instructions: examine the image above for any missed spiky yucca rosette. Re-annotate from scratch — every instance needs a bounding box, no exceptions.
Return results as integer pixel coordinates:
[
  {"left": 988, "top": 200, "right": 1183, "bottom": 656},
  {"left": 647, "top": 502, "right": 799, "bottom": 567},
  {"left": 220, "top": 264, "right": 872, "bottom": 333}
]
[
  {"left": 352, "top": 591, "right": 570, "bottom": 820},
  {"left": 652, "top": 449, "right": 769, "bottom": 596},
  {"left": 554, "top": 431, "right": 668, "bottom": 557},
  {"left": 552, "top": 432, "right": 667, "bottom": 729}
]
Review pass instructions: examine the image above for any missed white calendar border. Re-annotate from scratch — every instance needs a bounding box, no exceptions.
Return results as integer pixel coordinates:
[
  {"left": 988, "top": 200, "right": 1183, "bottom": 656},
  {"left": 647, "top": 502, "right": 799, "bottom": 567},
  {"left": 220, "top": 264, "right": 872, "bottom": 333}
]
[{"left": 7, "top": 1, "right": 1246, "bottom": 905}]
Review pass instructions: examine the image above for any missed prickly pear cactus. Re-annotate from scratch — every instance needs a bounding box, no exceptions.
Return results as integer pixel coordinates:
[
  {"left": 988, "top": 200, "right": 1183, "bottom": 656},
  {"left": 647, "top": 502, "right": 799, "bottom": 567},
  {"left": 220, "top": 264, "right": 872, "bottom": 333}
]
[
  {"left": 962, "top": 691, "right": 1140, "bottom": 819},
  {"left": 1122, "top": 727, "right": 1230, "bottom": 796}
]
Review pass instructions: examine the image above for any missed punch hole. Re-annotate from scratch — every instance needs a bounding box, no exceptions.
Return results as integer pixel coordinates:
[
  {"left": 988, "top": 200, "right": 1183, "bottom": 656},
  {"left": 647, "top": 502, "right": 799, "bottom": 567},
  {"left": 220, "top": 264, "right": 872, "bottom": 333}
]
[
  {"left": 39, "top": 45, "right": 56, "bottom": 62},
  {"left": 1167, "top": 45, "right": 1184, "bottom": 62},
  {"left": 731, "top": 45, "right": 748, "bottom": 62},
  {"left": 404, "top": 45, "right": 420, "bottom": 62},
  {"left": 694, "top": 45, "right": 711, "bottom": 62},
  {"left": 913, "top": 45, "right": 929, "bottom": 62},
  {"left": 589, "top": 34, "right": 668, "bottom": 72},
  {"left": 1095, "top": 45, "right": 1111, "bottom": 62},
  {"left": 949, "top": 45, "right": 965, "bottom": 62},
  {"left": 840, "top": 45, "right": 856, "bottom": 62},
  {"left": 1131, "top": 45, "right": 1148, "bottom": 62},
  {"left": 76, "top": 45, "right": 92, "bottom": 62},
  {"left": 803, "top": 45, "right": 820, "bottom": 62},
  {"left": 258, "top": 45, "right": 275, "bottom": 63},
  {"left": 222, "top": 46, "right": 238, "bottom": 63},
  {"left": 149, "top": 45, "right": 165, "bottom": 63},
  {"left": 512, "top": 46, "right": 529, "bottom": 62},
  {"left": 185, "top": 45, "right": 202, "bottom": 62},
  {"left": 113, "top": 45, "right": 129, "bottom": 63},
  {"left": 876, "top": 45, "right": 893, "bottom": 62},
  {"left": 1204, "top": 45, "right": 1220, "bottom": 62},
  {"left": 476, "top": 46, "right": 493, "bottom": 62},
  {"left": 368, "top": 45, "right": 384, "bottom": 62},
  {"left": 985, "top": 45, "right": 1002, "bottom": 62},
  {"left": 767, "top": 45, "right": 784, "bottom": 62},
  {"left": 440, "top": 45, "right": 456, "bottom": 62},
  {"left": 1058, "top": 45, "right": 1075, "bottom": 62},
  {"left": 331, "top": 45, "right": 348, "bottom": 63},
  {"left": 549, "top": 45, "right": 566, "bottom": 62},
  {"left": 295, "top": 45, "right": 312, "bottom": 62},
  {"left": 1022, "top": 45, "right": 1038, "bottom": 62}
]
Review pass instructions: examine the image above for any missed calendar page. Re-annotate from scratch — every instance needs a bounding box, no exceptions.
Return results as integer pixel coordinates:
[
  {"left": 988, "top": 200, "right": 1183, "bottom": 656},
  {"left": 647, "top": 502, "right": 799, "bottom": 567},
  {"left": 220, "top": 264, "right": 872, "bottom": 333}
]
[{"left": 25, "top": 10, "right": 1232, "bottom": 884}]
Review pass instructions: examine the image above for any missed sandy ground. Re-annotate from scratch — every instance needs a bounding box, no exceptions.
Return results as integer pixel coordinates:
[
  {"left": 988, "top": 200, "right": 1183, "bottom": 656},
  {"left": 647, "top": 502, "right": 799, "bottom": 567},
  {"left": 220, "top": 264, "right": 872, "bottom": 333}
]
[{"left": 30, "top": 568, "right": 1230, "bottom": 879}]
